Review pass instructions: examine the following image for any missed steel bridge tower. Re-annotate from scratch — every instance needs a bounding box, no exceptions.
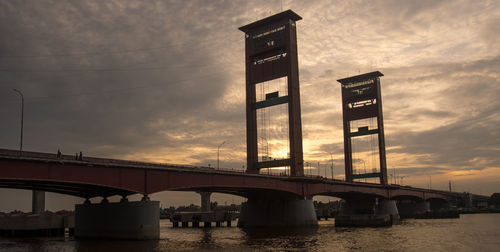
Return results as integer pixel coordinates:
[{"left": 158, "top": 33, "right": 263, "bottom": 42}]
[
  {"left": 337, "top": 71, "right": 388, "bottom": 185},
  {"left": 239, "top": 10, "right": 304, "bottom": 176}
]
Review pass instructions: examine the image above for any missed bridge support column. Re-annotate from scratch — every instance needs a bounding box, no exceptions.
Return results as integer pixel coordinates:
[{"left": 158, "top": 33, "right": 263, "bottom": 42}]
[
  {"left": 335, "top": 198, "right": 398, "bottom": 227},
  {"left": 417, "top": 201, "right": 431, "bottom": 213},
  {"left": 375, "top": 199, "right": 400, "bottom": 224},
  {"left": 74, "top": 200, "right": 159, "bottom": 239},
  {"left": 422, "top": 199, "right": 458, "bottom": 219},
  {"left": 199, "top": 192, "right": 212, "bottom": 212},
  {"left": 32, "top": 190, "right": 45, "bottom": 214},
  {"left": 237, "top": 193, "right": 317, "bottom": 228},
  {"left": 398, "top": 200, "right": 430, "bottom": 218}
]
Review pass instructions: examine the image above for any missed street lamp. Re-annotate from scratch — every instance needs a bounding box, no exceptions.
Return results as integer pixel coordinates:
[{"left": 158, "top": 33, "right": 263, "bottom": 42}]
[
  {"left": 400, "top": 176, "right": 407, "bottom": 185},
  {"left": 360, "top": 159, "right": 367, "bottom": 182},
  {"left": 330, "top": 152, "right": 334, "bottom": 180},
  {"left": 12, "top": 89, "right": 24, "bottom": 154},
  {"left": 13, "top": 89, "right": 45, "bottom": 212},
  {"left": 217, "top": 141, "right": 225, "bottom": 169}
]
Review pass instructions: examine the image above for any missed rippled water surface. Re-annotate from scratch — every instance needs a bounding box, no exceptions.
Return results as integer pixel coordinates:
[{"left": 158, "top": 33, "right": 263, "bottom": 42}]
[{"left": 1, "top": 213, "right": 499, "bottom": 251}]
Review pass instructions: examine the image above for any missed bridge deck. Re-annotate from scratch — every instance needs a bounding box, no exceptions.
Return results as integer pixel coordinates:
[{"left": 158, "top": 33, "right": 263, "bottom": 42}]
[{"left": 0, "top": 149, "right": 463, "bottom": 201}]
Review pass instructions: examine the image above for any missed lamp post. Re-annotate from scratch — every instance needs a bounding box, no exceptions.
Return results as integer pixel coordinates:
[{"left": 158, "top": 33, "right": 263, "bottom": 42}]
[
  {"left": 360, "top": 159, "right": 367, "bottom": 182},
  {"left": 317, "top": 161, "right": 320, "bottom": 176},
  {"left": 400, "top": 176, "right": 406, "bottom": 185},
  {"left": 217, "top": 141, "right": 225, "bottom": 169},
  {"left": 12, "top": 89, "right": 24, "bottom": 154},
  {"left": 330, "top": 152, "right": 334, "bottom": 180},
  {"left": 323, "top": 162, "right": 327, "bottom": 178},
  {"left": 393, "top": 168, "right": 396, "bottom": 184},
  {"left": 12, "top": 89, "right": 44, "bottom": 213}
]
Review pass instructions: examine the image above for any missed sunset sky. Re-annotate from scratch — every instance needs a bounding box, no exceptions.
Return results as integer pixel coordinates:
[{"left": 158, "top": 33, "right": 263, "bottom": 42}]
[{"left": 1, "top": 0, "right": 499, "bottom": 211}]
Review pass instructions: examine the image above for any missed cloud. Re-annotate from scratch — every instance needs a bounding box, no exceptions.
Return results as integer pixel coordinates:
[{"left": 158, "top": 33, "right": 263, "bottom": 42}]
[
  {"left": 480, "top": 17, "right": 500, "bottom": 54},
  {"left": 0, "top": 0, "right": 247, "bottom": 160},
  {"left": 384, "top": 57, "right": 500, "bottom": 173},
  {"left": 1, "top": 0, "right": 499, "bottom": 210}
]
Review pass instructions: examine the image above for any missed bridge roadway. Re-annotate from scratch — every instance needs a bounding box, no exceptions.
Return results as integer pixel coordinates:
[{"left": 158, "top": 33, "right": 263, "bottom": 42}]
[{"left": 0, "top": 148, "right": 458, "bottom": 202}]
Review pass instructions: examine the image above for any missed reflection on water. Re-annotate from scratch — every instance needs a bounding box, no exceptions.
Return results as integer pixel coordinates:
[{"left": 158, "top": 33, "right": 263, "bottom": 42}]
[
  {"left": 76, "top": 239, "right": 159, "bottom": 252},
  {"left": 1, "top": 214, "right": 500, "bottom": 252},
  {"left": 241, "top": 227, "right": 318, "bottom": 250},
  {"left": 242, "top": 226, "right": 320, "bottom": 250}
]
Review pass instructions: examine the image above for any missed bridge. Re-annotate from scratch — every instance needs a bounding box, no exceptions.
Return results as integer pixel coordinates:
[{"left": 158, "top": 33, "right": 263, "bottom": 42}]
[
  {"left": 0, "top": 148, "right": 467, "bottom": 238},
  {"left": 1, "top": 10, "right": 486, "bottom": 239},
  {"left": 0, "top": 149, "right": 458, "bottom": 201}
]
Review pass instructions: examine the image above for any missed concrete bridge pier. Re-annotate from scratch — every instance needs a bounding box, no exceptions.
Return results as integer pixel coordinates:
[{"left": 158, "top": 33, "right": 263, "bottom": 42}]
[
  {"left": 32, "top": 190, "right": 45, "bottom": 214},
  {"left": 74, "top": 196, "right": 159, "bottom": 239},
  {"left": 199, "top": 192, "right": 212, "bottom": 212},
  {"left": 424, "top": 199, "right": 459, "bottom": 218},
  {"left": 335, "top": 198, "right": 399, "bottom": 227},
  {"left": 375, "top": 199, "right": 400, "bottom": 224},
  {"left": 397, "top": 200, "right": 430, "bottom": 218},
  {"left": 429, "top": 199, "right": 451, "bottom": 211},
  {"left": 237, "top": 193, "right": 317, "bottom": 228},
  {"left": 398, "top": 199, "right": 458, "bottom": 219}
]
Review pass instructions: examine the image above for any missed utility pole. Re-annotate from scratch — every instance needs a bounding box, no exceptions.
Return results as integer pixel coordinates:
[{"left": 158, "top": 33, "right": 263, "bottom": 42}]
[
  {"left": 324, "top": 162, "right": 327, "bottom": 178},
  {"left": 217, "top": 141, "right": 225, "bottom": 169},
  {"left": 393, "top": 168, "right": 396, "bottom": 184},
  {"left": 400, "top": 176, "right": 406, "bottom": 185},
  {"left": 12, "top": 89, "right": 24, "bottom": 153},
  {"left": 330, "top": 152, "right": 334, "bottom": 180},
  {"left": 361, "top": 160, "right": 367, "bottom": 182}
]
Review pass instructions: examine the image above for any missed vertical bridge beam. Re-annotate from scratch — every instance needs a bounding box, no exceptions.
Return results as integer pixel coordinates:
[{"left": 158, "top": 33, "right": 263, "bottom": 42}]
[
  {"left": 199, "top": 192, "right": 212, "bottom": 212},
  {"left": 32, "top": 190, "right": 45, "bottom": 214}
]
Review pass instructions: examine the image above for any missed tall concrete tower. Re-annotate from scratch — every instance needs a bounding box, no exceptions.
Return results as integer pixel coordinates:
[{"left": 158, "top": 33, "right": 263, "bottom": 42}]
[{"left": 239, "top": 10, "right": 304, "bottom": 176}]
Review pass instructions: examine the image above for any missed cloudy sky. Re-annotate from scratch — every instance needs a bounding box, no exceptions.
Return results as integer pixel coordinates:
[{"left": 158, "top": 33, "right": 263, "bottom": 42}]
[{"left": 1, "top": 0, "right": 499, "bottom": 211}]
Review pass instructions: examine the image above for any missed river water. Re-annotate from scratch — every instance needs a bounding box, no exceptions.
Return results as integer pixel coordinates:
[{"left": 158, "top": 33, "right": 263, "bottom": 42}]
[{"left": 1, "top": 213, "right": 499, "bottom": 251}]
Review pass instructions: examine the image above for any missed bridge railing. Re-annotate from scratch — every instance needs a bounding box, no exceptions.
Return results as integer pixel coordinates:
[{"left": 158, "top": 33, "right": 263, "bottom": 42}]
[{"left": 1, "top": 148, "right": 424, "bottom": 186}]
